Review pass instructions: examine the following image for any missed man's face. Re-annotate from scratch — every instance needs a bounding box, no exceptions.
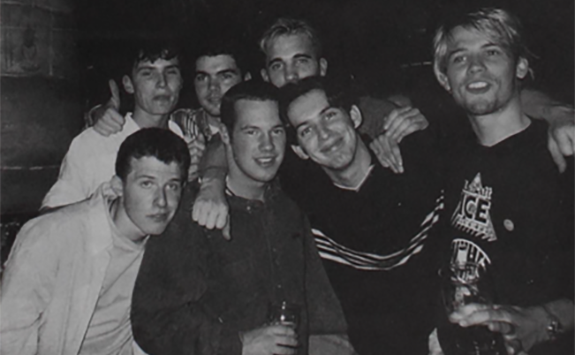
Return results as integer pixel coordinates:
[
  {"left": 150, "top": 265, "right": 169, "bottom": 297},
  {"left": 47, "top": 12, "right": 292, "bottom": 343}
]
[
  {"left": 124, "top": 57, "right": 182, "bottom": 117},
  {"left": 118, "top": 156, "right": 183, "bottom": 238},
  {"left": 287, "top": 89, "right": 359, "bottom": 171},
  {"left": 229, "top": 99, "right": 286, "bottom": 186},
  {"left": 261, "top": 33, "right": 327, "bottom": 88},
  {"left": 437, "top": 26, "right": 528, "bottom": 116},
  {"left": 195, "top": 55, "right": 243, "bottom": 117}
]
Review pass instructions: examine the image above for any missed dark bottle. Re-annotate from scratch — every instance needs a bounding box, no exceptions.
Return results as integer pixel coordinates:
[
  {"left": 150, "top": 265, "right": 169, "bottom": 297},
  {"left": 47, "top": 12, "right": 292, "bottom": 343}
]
[{"left": 437, "top": 262, "right": 507, "bottom": 355}]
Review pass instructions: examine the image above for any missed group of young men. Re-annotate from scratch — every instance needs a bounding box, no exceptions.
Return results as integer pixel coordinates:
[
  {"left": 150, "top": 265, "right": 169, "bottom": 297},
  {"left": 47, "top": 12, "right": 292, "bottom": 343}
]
[{"left": 1, "top": 6, "right": 573, "bottom": 355}]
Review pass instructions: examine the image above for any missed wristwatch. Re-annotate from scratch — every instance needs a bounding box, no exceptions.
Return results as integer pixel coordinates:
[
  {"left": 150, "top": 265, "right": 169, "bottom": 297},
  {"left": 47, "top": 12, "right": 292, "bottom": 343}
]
[{"left": 542, "top": 305, "right": 564, "bottom": 341}]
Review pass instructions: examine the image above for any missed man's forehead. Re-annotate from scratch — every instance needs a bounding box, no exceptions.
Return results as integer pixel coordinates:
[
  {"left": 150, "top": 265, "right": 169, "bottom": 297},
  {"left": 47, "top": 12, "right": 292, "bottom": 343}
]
[
  {"left": 128, "top": 156, "right": 181, "bottom": 176},
  {"left": 266, "top": 33, "right": 316, "bottom": 60},
  {"left": 196, "top": 54, "right": 239, "bottom": 71},
  {"left": 289, "top": 89, "right": 329, "bottom": 122},
  {"left": 235, "top": 99, "right": 280, "bottom": 123},
  {"left": 134, "top": 56, "right": 179, "bottom": 69},
  {"left": 447, "top": 26, "right": 503, "bottom": 50}
]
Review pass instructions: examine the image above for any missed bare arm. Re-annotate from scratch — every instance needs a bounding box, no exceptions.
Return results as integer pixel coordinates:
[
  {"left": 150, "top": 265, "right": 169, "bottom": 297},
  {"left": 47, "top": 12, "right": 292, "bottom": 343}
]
[
  {"left": 521, "top": 88, "right": 575, "bottom": 172},
  {"left": 192, "top": 134, "right": 231, "bottom": 239}
]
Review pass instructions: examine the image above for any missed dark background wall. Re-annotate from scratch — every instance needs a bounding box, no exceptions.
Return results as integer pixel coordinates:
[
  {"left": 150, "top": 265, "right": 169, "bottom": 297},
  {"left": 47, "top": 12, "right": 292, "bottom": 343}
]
[{"left": 1, "top": 0, "right": 573, "bottom": 216}]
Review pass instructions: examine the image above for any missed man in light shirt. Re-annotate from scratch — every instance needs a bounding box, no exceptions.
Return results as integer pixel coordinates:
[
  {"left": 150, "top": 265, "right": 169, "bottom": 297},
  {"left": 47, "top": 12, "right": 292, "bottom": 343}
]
[
  {"left": 42, "top": 39, "right": 185, "bottom": 209},
  {"left": 1, "top": 128, "right": 190, "bottom": 355}
]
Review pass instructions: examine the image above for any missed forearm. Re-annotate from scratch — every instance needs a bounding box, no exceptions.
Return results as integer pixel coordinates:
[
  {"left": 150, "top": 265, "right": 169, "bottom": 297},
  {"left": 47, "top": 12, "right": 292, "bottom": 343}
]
[
  {"left": 199, "top": 134, "right": 228, "bottom": 178},
  {"left": 521, "top": 88, "right": 572, "bottom": 122}
]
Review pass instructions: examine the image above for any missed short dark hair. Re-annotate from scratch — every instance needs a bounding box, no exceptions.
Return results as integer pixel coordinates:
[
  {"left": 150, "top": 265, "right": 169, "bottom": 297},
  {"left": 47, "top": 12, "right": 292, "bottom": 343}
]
[
  {"left": 122, "top": 38, "right": 183, "bottom": 77},
  {"left": 115, "top": 128, "right": 190, "bottom": 182},
  {"left": 279, "top": 76, "right": 355, "bottom": 144},
  {"left": 220, "top": 81, "right": 281, "bottom": 133},
  {"left": 194, "top": 37, "right": 248, "bottom": 76}
]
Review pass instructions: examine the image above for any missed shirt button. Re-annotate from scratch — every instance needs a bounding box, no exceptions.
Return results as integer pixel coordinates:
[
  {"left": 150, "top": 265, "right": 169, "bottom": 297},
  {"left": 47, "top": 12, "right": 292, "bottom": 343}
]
[{"left": 503, "top": 219, "right": 514, "bottom": 232}]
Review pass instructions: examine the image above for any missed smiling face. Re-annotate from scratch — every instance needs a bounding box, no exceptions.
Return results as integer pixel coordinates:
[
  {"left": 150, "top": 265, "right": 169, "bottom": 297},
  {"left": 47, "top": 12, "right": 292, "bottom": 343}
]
[
  {"left": 227, "top": 99, "right": 286, "bottom": 189},
  {"left": 435, "top": 26, "right": 528, "bottom": 116},
  {"left": 286, "top": 89, "right": 361, "bottom": 172},
  {"left": 123, "top": 57, "right": 182, "bottom": 120},
  {"left": 113, "top": 156, "right": 183, "bottom": 241},
  {"left": 261, "top": 33, "right": 327, "bottom": 88},
  {"left": 194, "top": 54, "right": 244, "bottom": 117}
]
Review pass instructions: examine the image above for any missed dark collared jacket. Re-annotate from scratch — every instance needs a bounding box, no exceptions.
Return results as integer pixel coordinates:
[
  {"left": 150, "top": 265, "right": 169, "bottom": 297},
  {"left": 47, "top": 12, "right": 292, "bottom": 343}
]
[{"left": 131, "top": 181, "right": 348, "bottom": 355}]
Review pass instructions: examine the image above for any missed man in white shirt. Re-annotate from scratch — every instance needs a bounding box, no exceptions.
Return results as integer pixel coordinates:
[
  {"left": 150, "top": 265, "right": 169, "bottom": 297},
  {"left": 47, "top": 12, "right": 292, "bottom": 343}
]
[
  {"left": 42, "top": 40, "right": 185, "bottom": 209},
  {"left": 1, "top": 128, "right": 190, "bottom": 355}
]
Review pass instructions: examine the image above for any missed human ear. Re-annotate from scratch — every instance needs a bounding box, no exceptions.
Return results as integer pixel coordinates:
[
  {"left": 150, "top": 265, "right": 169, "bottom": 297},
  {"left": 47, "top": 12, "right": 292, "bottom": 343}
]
[
  {"left": 349, "top": 105, "right": 363, "bottom": 129},
  {"left": 319, "top": 58, "right": 328, "bottom": 77},
  {"left": 220, "top": 125, "right": 231, "bottom": 145},
  {"left": 122, "top": 75, "right": 135, "bottom": 94},
  {"left": 110, "top": 175, "right": 124, "bottom": 197},
  {"left": 434, "top": 65, "right": 451, "bottom": 92},
  {"left": 261, "top": 68, "right": 270, "bottom": 82},
  {"left": 515, "top": 57, "right": 529, "bottom": 79},
  {"left": 291, "top": 145, "right": 309, "bottom": 160}
]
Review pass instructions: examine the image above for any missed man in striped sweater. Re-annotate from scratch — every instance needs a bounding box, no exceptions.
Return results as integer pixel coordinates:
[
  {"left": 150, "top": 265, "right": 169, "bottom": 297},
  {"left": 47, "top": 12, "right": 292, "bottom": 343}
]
[{"left": 279, "top": 76, "right": 444, "bottom": 355}]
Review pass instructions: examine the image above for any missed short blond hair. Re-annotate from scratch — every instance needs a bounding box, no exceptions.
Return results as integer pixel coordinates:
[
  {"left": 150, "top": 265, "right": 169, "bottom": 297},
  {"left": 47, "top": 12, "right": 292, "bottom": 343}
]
[{"left": 433, "top": 8, "right": 532, "bottom": 76}]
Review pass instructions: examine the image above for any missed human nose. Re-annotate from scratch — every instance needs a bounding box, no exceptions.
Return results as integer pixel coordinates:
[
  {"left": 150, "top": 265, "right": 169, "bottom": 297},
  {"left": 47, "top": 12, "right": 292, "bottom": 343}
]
[
  {"left": 156, "top": 72, "right": 167, "bottom": 88},
  {"left": 155, "top": 187, "right": 167, "bottom": 207},
  {"left": 259, "top": 132, "right": 275, "bottom": 152},
  {"left": 285, "top": 64, "right": 299, "bottom": 84},
  {"left": 208, "top": 77, "right": 220, "bottom": 93},
  {"left": 467, "top": 54, "right": 486, "bottom": 74},
  {"left": 317, "top": 122, "right": 331, "bottom": 141}
]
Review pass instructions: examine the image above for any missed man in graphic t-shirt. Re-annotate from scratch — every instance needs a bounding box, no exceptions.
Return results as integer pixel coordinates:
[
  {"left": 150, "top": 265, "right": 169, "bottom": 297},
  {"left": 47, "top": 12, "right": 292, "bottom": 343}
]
[{"left": 431, "top": 7, "right": 574, "bottom": 355}]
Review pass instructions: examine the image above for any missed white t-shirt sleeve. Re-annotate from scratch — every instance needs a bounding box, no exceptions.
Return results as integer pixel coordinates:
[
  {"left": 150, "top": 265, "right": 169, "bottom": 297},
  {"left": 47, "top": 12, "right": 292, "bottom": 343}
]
[{"left": 41, "top": 141, "right": 92, "bottom": 209}]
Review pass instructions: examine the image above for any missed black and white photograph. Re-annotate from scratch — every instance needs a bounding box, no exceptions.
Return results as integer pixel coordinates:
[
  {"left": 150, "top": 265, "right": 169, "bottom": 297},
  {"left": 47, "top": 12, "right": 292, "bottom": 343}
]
[{"left": 1, "top": 0, "right": 573, "bottom": 354}]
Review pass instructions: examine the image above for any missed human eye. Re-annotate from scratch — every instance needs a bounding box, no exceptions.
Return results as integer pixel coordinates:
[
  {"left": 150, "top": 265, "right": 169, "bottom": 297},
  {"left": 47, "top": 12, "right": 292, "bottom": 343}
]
[
  {"left": 269, "top": 62, "right": 282, "bottom": 71},
  {"left": 296, "top": 57, "right": 310, "bottom": 66},
  {"left": 139, "top": 69, "right": 153, "bottom": 77},
  {"left": 166, "top": 182, "right": 181, "bottom": 191},
  {"left": 325, "top": 111, "right": 337, "bottom": 120},
  {"left": 245, "top": 128, "right": 257, "bottom": 136},
  {"left": 485, "top": 48, "right": 502, "bottom": 57},
  {"left": 222, "top": 72, "right": 235, "bottom": 80},
  {"left": 298, "top": 126, "right": 312, "bottom": 138},
  {"left": 272, "top": 127, "right": 285, "bottom": 136},
  {"left": 451, "top": 55, "right": 465, "bottom": 64},
  {"left": 195, "top": 73, "right": 206, "bottom": 82},
  {"left": 167, "top": 67, "right": 180, "bottom": 76},
  {"left": 140, "top": 179, "right": 154, "bottom": 188}
]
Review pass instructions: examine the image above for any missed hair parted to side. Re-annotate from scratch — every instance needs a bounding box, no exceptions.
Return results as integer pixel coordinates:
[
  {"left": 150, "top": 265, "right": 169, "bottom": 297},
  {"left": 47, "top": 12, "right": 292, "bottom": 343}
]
[
  {"left": 122, "top": 38, "right": 183, "bottom": 76},
  {"left": 115, "top": 128, "right": 190, "bottom": 182},
  {"left": 259, "top": 18, "right": 323, "bottom": 59},
  {"left": 219, "top": 81, "right": 281, "bottom": 133},
  {"left": 194, "top": 36, "right": 249, "bottom": 76},
  {"left": 433, "top": 7, "right": 534, "bottom": 77},
  {"left": 278, "top": 76, "right": 355, "bottom": 145}
]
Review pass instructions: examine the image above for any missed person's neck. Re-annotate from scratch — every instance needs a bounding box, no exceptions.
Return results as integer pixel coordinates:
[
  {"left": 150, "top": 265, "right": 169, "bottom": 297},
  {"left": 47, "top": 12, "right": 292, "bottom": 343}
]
[
  {"left": 468, "top": 96, "right": 531, "bottom": 147},
  {"left": 204, "top": 109, "right": 222, "bottom": 126},
  {"left": 110, "top": 198, "right": 148, "bottom": 245},
  {"left": 324, "top": 139, "right": 372, "bottom": 189},
  {"left": 226, "top": 173, "right": 267, "bottom": 202},
  {"left": 132, "top": 107, "right": 170, "bottom": 129}
]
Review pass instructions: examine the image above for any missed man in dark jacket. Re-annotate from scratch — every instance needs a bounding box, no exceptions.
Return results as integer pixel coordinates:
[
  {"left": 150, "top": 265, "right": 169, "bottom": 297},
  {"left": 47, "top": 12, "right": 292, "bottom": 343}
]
[{"left": 131, "top": 81, "right": 353, "bottom": 355}]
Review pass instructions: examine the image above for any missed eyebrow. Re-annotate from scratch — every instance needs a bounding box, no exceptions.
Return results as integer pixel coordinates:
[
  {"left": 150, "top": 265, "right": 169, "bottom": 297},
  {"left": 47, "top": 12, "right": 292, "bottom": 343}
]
[
  {"left": 294, "top": 105, "right": 331, "bottom": 131},
  {"left": 267, "top": 52, "right": 313, "bottom": 66}
]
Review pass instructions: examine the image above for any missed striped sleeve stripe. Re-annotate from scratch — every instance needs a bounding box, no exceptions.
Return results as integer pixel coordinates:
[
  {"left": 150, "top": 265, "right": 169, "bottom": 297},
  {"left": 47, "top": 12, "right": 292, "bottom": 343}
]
[{"left": 313, "top": 193, "right": 444, "bottom": 271}]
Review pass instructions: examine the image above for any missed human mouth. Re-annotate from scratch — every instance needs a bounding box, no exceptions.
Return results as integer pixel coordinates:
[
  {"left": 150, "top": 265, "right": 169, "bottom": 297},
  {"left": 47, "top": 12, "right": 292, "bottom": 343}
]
[
  {"left": 255, "top": 156, "right": 278, "bottom": 167},
  {"left": 148, "top": 213, "right": 169, "bottom": 223},
  {"left": 154, "top": 94, "right": 172, "bottom": 102},
  {"left": 321, "top": 138, "right": 343, "bottom": 154},
  {"left": 465, "top": 81, "right": 491, "bottom": 93}
]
